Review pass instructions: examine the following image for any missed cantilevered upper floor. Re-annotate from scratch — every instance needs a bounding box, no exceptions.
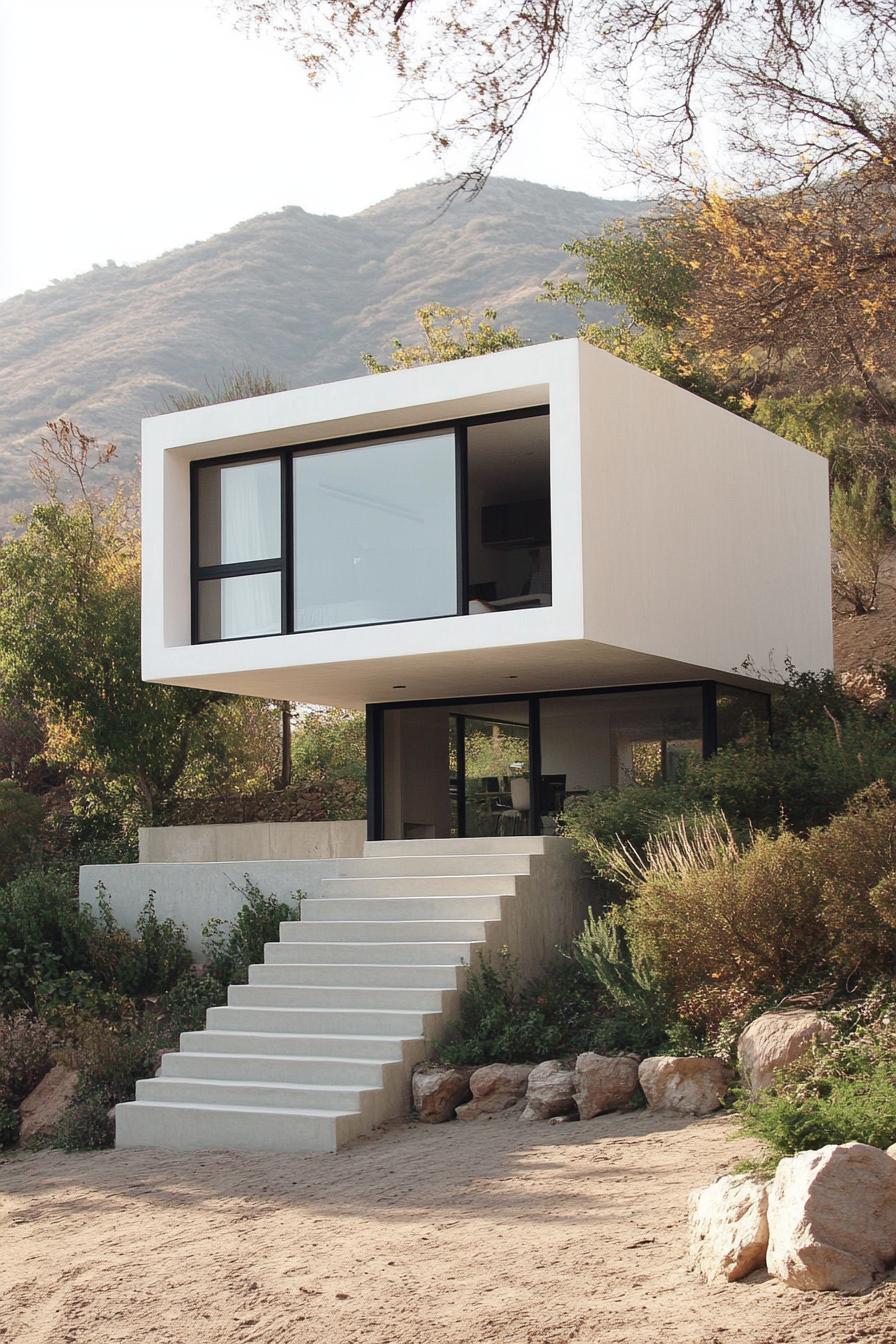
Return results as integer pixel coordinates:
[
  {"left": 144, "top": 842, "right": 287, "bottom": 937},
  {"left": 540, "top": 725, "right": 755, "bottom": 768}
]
[{"left": 141, "top": 338, "right": 832, "bottom": 706}]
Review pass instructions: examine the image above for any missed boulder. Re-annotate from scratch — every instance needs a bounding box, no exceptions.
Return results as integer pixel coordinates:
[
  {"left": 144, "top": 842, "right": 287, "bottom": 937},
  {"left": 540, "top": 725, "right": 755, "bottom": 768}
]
[
  {"left": 455, "top": 1063, "right": 532, "bottom": 1120},
  {"left": 688, "top": 1174, "right": 770, "bottom": 1282},
  {"left": 574, "top": 1052, "right": 639, "bottom": 1119},
  {"left": 638, "top": 1056, "right": 732, "bottom": 1115},
  {"left": 737, "top": 1011, "right": 835, "bottom": 1096},
  {"left": 18, "top": 1065, "right": 79, "bottom": 1144},
  {"left": 888, "top": 1143, "right": 896, "bottom": 1160},
  {"left": 766, "top": 1142, "right": 896, "bottom": 1293},
  {"left": 520, "top": 1060, "right": 576, "bottom": 1120},
  {"left": 411, "top": 1065, "right": 474, "bottom": 1123}
]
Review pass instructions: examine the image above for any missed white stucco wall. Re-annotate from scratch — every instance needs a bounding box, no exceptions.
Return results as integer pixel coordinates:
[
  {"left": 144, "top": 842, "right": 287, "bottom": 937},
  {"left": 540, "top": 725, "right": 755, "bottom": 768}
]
[
  {"left": 140, "top": 338, "right": 832, "bottom": 707},
  {"left": 80, "top": 860, "right": 346, "bottom": 958},
  {"left": 577, "top": 342, "right": 832, "bottom": 677}
]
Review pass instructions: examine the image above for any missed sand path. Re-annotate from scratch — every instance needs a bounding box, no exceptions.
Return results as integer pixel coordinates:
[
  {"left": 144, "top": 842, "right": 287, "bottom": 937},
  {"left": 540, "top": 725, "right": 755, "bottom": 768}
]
[{"left": 2, "top": 1109, "right": 894, "bottom": 1344}]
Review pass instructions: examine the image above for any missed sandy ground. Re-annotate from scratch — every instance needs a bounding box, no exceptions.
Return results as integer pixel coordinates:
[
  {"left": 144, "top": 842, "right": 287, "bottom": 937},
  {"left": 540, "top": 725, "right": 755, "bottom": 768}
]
[{"left": 1, "top": 1109, "right": 894, "bottom": 1344}]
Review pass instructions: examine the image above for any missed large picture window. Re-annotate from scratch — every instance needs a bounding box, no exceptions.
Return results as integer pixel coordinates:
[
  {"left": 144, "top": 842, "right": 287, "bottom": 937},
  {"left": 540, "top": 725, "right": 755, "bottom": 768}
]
[
  {"left": 293, "top": 433, "right": 457, "bottom": 632},
  {"left": 191, "top": 408, "right": 550, "bottom": 643}
]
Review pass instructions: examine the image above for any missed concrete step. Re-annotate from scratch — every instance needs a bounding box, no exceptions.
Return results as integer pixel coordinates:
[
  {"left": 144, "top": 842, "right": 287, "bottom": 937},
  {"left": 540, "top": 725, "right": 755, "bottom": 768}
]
[
  {"left": 136, "top": 1075, "right": 377, "bottom": 1113},
  {"left": 160, "top": 1051, "right": 398, "bottom": 1088},
  {"left": 248, "top": 961, "right": 462, "bottom": 989},
  {"left": 335, "top": 854, "right": 529, "bottom": 877},
  {"left": 320, "top": 874, "right": 518, "bottom": 897},
  {"left": 300, "top": 895, "right": 504, "bottom": 923},
  {"left": 279, "top": 919, "right": 492, "bottom": 943},
  {"left": 365, "top": 837, "right": 546, "bottom": 856},
  {"left": 115, "top": 1100, "right": 361, "bottom": 1153},
  {"left": 178, "top": 1029, "right": 423, "bottom": 1064},
  {"left": 263, "top": 939, "right": 479, "bottom": 966},
  {"left": 227, "top": 983, "right": 449, "bottom": 1013},
  {"left": 206, "top": 1003, "right": 440, "bottom": 1037}
]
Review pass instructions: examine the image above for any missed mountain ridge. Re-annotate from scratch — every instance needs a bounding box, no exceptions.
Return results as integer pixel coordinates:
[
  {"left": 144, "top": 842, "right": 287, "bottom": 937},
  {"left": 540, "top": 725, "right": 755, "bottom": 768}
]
[{"left": 0, "top": 177, "right": 643, "bottom": 517}]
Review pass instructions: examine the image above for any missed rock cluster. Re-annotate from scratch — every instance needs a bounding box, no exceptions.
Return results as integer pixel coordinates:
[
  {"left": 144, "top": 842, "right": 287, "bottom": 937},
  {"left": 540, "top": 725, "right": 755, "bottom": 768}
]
[{"left": 689, "top": 1143, "right": 896, "bottom": 1293}]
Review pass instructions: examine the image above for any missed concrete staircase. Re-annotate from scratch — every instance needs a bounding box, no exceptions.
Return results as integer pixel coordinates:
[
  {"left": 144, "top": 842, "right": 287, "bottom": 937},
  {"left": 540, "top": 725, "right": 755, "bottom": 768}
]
[{"left": 114, "top": 837, "right": 546, "bottom": 1154}]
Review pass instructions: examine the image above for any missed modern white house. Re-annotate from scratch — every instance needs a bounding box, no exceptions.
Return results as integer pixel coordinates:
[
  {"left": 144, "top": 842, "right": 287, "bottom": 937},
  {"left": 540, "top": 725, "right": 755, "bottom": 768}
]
[{"left": 100, "top": 337, "right": 832, "bottom": 1152}]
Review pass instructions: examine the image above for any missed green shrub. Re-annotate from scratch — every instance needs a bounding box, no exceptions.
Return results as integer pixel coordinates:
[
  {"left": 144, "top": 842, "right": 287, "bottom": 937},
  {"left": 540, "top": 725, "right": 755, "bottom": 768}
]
[
  {"left": 159, "top": 969, "right": 227, "bottom": 1033},
  {"left": 561, "top": 668, "right": 896, "bottom": 887},
  {"left": 202, "top": 877, "right": 303, "bottom": 985},
  {"left": 805, "top": 783, "right": 896, "bottom": 978},
  {"left": 435, "top": 947, "right": 668, "bottom": 1067},
  {"left": 54, "top": 1095, "right": 114, "bottom": 1152},
  {"left": 81, "top": 886, "right": 192, "bottom": 998},
  {"left": 0, "top": 1011, "right": 54, "bottom": 1106},
  {"left": 0, "top": 780, "right": 44, "bottom": 884},
  {"left": 0, "top": 868, "right": 192, "bottom": 1013},
  {"left": 0, "top": 1103, "right": 20, "bottom": 1148},
  {"left": 737, "top": 993, "right": 896, "bottom": 1157}
]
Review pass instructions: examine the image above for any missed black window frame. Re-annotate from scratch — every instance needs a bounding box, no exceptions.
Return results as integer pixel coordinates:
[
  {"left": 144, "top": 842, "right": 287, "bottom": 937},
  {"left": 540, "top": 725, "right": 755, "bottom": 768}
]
[{"left": 190, "top": 404, "right": 550, "bottom": 645}]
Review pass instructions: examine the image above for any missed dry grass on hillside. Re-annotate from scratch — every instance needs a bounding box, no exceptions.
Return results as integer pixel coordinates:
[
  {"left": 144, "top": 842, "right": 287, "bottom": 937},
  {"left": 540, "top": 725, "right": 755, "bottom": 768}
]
[{"left": 834, "top": 545, "right": 896, "bottom": 673}]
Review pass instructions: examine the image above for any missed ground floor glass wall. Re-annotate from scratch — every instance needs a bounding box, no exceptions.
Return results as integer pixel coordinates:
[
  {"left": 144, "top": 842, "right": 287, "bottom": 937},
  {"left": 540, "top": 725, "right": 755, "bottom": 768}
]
[{"left": 373, "top": 682, "right": 768, "bottom": 841}]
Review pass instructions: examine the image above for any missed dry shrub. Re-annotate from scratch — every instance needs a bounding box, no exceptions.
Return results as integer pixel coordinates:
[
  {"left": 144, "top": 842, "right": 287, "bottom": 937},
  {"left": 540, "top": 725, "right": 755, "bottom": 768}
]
[
  {"left": 805, "top": 783, "right": 896, "bottom": 977},
  {"left": 625, "top": 829, "right": 826, "bottom": 1001},
  {"left": 623, "top": 783, "right": 896, "bottom": 1009},
  {"left": 0, "top": 1012, "right": 55, "bottom": 1106}
]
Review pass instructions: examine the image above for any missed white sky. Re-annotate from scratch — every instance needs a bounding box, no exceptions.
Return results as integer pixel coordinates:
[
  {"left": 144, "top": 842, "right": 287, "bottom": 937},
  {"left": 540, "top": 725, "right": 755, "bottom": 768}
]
[{"left": 0, "top": 0, "right": 645, "bottom": 303}]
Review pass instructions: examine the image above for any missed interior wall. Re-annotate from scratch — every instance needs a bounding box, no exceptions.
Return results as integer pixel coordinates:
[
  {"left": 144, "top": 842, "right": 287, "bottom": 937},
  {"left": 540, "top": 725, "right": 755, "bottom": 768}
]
[{"left": 383, "top": 707, "right": 451, "bottom": 839}]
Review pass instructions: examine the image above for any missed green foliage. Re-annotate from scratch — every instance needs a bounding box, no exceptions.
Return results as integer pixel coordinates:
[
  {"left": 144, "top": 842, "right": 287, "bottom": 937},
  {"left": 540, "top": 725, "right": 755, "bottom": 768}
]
[
  {"left": 0, "top": 780, "right": 44, "bottom": 884},
  {"left": 158, "top": 968, "right": 227, "bottom": 1033},
  {"left": 737, "top": 991, "right": 896, "bottom": 1158},
  {"left": 362, "top": 304, "right": 525, "bottom": 373},
  {"left": 202, "top": 876, "right": 303, "bottom": 986},
  {"left": 53, "top": 1094, "right": 113, "bottom": 1152},
  {"left": 0, "top": 1011, "right": 54, "bottom": 1106},
  {"left": 0, "top": 1104, "right": 20, "bottom": 1148},
  {"left": 0, "top": 868, "right": 191, "bottom": 1014},
  {"left": 435, "top": 946, "right": 667, "bottom": 1067},
  {"left": 291, "top": 708, "right": 366, "bottom": 818},
  {"left": 80, "top": 885, "right": 192, "bottom": 1000},
  {"left": 573, "top": 907, "right": 665, "bottom": 1026},
  {"left": 562, "top": 669, "right": 896, "bottom": 886},
  {"left": 542, "top": 222, "right": 741, "bottom": 410}
]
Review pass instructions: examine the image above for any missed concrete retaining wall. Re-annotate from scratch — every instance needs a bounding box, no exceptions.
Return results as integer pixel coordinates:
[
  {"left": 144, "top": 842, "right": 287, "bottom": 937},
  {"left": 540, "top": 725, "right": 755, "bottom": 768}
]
[
  {"left": 80, "top": 860, "right": 347, "bottom": 958},
  {"left": 138, "top": 820, "right": 367, "bottom": 863}
]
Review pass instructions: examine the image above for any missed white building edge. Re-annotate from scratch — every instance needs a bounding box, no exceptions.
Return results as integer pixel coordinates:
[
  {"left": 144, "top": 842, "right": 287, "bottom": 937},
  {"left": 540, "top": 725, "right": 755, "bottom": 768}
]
[{"left": 89, "top": 337, "right": 832, "bottom": 1151}]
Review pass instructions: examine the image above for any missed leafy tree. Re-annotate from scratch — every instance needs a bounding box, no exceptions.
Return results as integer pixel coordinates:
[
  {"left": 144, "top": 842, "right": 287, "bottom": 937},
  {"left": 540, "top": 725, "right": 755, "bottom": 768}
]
[
  {"left": 361, "top": 304, "right": 525, "bottom": 372},
  {"left": 292, "top": 708, "right": 365, "bottom": 793},
  {"left": 668, "top": 191, "right": 896, "bottom": 430},
  {"left": 542, "top": 222, "right": 745, "bottom": 409},
  {"left": 0, "top": 422, "right": 277, "bottom": 843}
]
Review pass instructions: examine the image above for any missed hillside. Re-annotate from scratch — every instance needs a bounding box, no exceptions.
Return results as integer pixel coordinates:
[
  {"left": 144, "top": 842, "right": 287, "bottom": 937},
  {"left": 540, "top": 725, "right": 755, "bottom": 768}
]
[{"left": 0, "top": 177, "right": 642, "bottom": 518}]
